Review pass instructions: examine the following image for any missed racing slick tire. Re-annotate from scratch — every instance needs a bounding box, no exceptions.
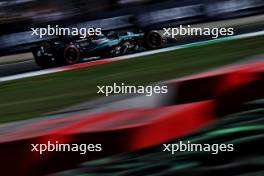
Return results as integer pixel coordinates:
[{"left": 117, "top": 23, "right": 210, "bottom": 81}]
[
  {"left": 63, "top": 45, "right": 80, "bottom": 65},
  {"left": 144, "top": 31, "right": 167, "bottom": 49}
]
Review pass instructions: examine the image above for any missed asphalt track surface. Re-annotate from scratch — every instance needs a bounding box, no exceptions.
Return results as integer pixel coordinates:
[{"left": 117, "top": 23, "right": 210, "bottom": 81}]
[{"left": 0, "top": 25, "right": 264, "bottom": 78}]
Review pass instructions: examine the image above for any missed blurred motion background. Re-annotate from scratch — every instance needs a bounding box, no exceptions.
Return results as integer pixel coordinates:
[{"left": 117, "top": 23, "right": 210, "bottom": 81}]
[
  {"left": 1, "top": 1, "right": 264, "bottom": 176},
  {"left": 0, "top": 0, "right": 264, "bottom": 55}
]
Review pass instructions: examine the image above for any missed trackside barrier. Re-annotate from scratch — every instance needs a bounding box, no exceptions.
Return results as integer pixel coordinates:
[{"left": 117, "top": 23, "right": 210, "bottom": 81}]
[
  {"left": 0, "top": 101, "right": 216, "bottom": 176},
  {"left": 0, "top": 61, "right": 264, "bottom": 175}
]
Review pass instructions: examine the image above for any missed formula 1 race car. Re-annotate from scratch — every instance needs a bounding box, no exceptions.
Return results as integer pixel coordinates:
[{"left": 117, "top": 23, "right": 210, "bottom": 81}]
[{"left": 32, "top": 30, "right": 167, "bottom": 68}]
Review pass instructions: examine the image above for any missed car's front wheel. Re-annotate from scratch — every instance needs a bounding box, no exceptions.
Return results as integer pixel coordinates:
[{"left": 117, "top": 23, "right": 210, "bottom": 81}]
[{"left": 144, "top": 31, "right": 167, "bottom": 49}]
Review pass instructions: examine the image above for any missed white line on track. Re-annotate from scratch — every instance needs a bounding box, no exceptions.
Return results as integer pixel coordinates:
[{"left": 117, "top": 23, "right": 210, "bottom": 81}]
[{"left": 1, "top": 30, "right": 264, "bottom": 83}]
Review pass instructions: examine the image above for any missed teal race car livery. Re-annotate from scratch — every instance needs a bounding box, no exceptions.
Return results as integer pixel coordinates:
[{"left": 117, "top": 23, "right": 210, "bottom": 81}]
[{"left": 32, "top": 30, "right": 167, "bottom": 68}]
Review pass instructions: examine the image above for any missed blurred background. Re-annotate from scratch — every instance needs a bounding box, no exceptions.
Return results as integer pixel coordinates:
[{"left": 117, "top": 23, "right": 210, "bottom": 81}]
[
  {"left": 1, "top": 1, "right": 264, "bottom": 176},
  {"left": 0, "top": 0, "right": 264, "bottom": 55}
]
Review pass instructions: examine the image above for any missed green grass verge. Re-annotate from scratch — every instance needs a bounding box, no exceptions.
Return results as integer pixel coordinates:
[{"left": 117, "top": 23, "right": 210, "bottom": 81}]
[{"left": 0, "top": 36, "right": 264, "bottom": 123}]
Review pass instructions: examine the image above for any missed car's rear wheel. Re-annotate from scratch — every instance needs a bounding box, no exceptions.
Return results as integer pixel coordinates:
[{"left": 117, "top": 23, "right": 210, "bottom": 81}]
[{"left": 63, "top": 45, "right": 80, "bottom": 65}]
